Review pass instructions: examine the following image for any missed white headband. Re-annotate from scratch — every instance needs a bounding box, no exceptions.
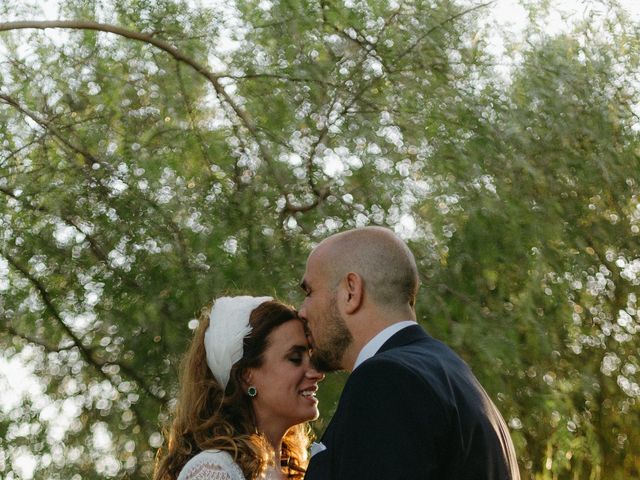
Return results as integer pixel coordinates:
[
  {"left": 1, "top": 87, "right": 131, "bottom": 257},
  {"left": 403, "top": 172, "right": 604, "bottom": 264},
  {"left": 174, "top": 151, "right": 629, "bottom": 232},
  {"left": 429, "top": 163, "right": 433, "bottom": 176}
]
[{"left": 204, "top": 295, "right": 273, "bottom": 389}]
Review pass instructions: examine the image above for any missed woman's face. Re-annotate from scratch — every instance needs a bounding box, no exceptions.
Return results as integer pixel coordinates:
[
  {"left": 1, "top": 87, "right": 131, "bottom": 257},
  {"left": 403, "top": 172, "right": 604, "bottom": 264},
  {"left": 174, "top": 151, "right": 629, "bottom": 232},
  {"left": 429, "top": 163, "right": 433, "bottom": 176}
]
[{"left": 248, "top": 319, "right": 324, "bottom": 433}]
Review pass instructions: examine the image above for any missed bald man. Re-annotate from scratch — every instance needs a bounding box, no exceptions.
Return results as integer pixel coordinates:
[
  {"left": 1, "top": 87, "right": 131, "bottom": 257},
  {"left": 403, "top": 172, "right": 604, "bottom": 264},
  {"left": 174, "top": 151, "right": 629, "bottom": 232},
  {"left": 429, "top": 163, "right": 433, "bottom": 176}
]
[{"left": 299, "top": 227, "right": 520, "bottom": 480}]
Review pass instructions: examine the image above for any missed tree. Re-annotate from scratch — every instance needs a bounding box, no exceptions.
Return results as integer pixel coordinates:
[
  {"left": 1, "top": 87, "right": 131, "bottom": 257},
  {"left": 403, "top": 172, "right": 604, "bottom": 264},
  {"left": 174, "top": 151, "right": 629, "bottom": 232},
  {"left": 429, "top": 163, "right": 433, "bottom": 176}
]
[{"left": 0, "top": 0, "right": 638, "bottom": 478}]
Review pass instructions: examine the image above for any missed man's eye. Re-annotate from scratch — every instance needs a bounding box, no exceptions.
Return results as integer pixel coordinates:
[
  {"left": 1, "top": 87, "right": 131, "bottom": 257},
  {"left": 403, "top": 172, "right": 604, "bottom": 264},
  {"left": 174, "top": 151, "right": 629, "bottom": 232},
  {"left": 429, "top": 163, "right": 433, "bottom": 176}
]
[{"left": 289, "top": 356, "right": 303, "bottom": 365}]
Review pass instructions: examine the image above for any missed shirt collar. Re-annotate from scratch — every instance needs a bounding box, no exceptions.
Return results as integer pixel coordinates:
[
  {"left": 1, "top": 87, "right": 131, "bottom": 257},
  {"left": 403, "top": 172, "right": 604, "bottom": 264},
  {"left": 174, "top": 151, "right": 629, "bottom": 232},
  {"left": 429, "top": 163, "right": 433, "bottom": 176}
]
[{"left": 353, "top": 320, "right": 417, "bottom": 371}]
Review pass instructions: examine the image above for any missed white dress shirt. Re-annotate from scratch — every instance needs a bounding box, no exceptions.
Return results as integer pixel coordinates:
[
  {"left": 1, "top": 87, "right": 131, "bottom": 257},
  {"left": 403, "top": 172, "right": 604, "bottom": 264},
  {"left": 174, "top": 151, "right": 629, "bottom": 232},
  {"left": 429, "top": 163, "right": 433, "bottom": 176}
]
[{"left": 352, "top": 320, "right": 417, "bottom": 371}]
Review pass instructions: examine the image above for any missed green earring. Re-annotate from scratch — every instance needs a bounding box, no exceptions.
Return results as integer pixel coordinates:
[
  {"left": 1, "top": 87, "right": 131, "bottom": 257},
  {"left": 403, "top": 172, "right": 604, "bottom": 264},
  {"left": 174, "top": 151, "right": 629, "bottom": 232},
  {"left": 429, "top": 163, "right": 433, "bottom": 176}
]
[{"left": 247, "top": 386, "right": 257, "bottom": 397}]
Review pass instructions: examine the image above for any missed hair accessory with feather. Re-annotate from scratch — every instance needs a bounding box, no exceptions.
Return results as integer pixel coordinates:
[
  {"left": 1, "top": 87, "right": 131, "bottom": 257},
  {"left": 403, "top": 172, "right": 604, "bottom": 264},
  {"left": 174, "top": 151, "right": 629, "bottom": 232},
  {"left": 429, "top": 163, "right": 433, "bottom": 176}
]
[{"left": 204, "top": 295, "right": 273, "bottom": 389}]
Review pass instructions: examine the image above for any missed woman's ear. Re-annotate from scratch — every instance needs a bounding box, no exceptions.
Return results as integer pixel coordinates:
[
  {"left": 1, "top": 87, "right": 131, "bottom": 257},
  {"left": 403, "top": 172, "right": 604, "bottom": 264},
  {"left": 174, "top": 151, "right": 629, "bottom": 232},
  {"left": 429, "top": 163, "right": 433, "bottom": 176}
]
[
  {"left": 343, "top": 272, "right": 363, "bottom": 314},
  {"left": 241, "top": 369, "right": 253, "bottom": 389}
]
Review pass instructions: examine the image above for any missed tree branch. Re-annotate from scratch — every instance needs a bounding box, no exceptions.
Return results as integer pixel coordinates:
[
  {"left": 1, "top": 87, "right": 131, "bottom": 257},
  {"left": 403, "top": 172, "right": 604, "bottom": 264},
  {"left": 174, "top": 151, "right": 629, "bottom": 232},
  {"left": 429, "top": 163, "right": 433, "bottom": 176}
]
[
  {"left": 0, "top": 249, "right": 165, "bottom": 404},
  {"left": 0, "top": 93, "right": 106, "bottom": 169},
  {"left": 0, "top": 132, "right": 47, "bottom": 165},
  {"left": 221, "top": 73, "right": 338, "bottom": 88},
  {"left": 395, "top": 1, "right": 495, "bottom": 63},
  {"left": 5, "top": 324, "right": 76, "bottom": 352},
  {"left": 292, "top": 80, "right": 371, "bottom": 213},
  {"left": 2, "top": 250, "right": 94, "bottom": 355},
  {"left": 282, "top": 192, "right": 331, "bottom": 214},
  {"left": 0, "top": 91, "right": 198, "bottom": 283},
  {"left": 175, "top": 61, "right": 215, "bottom": 175},
  {"left": 4, "top": 325, "right": 157, "bottom": 434},
  {"left": 0, "top": 20, "right": 285, "bottom": 187},
  {"left": 0, "top": 185, "right": 143, "bottom": 290}
]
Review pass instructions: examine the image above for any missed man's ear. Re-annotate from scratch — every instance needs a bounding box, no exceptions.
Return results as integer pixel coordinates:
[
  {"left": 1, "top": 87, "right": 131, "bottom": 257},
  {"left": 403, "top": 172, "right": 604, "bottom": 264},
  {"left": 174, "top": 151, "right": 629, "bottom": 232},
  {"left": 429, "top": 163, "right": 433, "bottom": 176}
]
[{"left": 343, "top": 272, "right": 363, "bottom": 314}]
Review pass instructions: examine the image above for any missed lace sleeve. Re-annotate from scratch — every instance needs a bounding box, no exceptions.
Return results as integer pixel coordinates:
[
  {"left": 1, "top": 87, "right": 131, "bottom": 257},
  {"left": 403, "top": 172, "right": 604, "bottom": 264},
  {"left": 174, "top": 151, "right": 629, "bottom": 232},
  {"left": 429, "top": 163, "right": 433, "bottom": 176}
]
[{"left": 177, "top": 451, "right": 245, "bottom": 480}]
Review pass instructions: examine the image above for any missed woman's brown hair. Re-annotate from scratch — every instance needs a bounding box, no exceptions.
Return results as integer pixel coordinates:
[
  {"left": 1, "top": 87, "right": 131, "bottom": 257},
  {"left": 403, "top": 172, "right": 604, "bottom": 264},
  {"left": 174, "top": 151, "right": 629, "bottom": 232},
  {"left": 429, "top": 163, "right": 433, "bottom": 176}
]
[{"left": 153, "top": 300, "right": 310, "bottom": 480}]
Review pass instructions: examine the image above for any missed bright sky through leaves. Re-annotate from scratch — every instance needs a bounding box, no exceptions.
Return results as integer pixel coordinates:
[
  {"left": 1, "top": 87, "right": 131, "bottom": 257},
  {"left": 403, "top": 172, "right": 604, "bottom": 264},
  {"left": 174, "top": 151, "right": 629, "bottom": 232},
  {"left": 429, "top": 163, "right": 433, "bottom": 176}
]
[{"left": 1, "top": 0, "right": 639, "bottom": 478}]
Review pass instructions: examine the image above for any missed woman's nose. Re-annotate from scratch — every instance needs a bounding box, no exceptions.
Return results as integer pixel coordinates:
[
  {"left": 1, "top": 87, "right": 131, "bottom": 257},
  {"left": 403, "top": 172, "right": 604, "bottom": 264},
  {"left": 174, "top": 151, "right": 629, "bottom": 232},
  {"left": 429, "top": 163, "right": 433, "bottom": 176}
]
[{"left": 306, "top": 367, "right": 325, "bottom": 381}]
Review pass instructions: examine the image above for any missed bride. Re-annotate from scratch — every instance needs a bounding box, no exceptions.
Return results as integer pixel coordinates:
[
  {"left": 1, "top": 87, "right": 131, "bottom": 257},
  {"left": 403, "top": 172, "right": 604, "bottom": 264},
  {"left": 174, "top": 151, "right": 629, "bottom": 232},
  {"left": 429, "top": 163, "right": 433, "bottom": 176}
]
[{"left": 153, "top": 296, "right": 324, "bottom": 480}]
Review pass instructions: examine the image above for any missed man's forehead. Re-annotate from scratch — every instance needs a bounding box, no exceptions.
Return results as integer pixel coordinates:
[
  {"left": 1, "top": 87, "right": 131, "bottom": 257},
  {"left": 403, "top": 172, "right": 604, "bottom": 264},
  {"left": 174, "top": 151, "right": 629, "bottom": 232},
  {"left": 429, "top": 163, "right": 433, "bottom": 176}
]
[
  {"left": 306, "top": 244, "right": 330, "bottom": 272},
  {"left": 310, "top": 238, "right": 336, "bottom": 260}
]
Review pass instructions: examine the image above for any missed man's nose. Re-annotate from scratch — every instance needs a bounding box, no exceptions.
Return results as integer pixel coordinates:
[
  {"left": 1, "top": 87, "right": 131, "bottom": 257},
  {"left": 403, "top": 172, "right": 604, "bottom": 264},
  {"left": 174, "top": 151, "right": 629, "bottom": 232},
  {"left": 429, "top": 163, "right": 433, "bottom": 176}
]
[{"left": 298, "top": 302, "right": 307, "bottom": 320}]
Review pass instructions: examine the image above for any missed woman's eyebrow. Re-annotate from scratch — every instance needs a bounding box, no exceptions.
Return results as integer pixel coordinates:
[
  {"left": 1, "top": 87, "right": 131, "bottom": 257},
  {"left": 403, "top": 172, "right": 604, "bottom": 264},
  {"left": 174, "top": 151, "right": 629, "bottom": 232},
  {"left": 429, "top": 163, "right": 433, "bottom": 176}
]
[{"left": 287, "top": 345, "right": 308, "bottom": 354}]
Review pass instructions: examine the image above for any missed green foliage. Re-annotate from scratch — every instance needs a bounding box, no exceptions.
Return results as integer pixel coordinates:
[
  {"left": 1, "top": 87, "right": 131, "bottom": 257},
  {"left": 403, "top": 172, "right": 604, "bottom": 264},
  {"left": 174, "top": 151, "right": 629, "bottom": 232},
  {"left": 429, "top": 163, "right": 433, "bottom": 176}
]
[{"left": 0, "top": 0, "right": 638, "bottom": 479}]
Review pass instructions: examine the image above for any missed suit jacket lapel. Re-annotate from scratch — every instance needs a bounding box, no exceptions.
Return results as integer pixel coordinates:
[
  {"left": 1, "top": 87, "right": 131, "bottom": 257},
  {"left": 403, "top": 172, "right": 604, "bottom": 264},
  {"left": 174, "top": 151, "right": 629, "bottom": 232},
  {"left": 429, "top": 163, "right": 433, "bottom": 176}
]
[{"left": 376, "top": 323, "right": 429, "bottom": 354}]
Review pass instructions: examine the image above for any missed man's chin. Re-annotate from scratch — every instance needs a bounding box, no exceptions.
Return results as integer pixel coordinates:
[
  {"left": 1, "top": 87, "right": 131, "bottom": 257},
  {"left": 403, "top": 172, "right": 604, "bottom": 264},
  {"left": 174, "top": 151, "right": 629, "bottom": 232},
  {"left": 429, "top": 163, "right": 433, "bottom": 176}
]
[{"left": 311, "top": 350, "right": 342, "bottom": 373}]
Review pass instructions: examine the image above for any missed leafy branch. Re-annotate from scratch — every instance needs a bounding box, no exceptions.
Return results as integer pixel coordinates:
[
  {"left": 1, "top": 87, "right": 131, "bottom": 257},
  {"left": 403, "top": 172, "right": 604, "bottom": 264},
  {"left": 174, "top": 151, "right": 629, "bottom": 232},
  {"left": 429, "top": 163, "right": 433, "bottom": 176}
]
[
  {"left": 0, "top": 249, "right": 165, "bottom": 405},
  {"left": 0, "top": 20, "right": 286, "bottom": 187}
]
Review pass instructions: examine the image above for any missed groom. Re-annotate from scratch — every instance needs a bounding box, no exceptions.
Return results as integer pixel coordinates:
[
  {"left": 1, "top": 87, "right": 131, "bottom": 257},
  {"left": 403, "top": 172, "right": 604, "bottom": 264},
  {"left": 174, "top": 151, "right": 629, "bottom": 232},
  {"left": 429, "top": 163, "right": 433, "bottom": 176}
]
[{"left": 299, "top": 226, "right": 520, "bottom": 479}]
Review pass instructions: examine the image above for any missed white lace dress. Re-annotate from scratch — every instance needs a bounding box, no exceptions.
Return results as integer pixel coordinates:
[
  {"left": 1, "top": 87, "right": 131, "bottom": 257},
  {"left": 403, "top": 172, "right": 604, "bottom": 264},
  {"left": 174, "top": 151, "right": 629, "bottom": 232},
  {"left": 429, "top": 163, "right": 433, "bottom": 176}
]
[{"left": 177, "top": 450, "right": 280, "bottom": 480}]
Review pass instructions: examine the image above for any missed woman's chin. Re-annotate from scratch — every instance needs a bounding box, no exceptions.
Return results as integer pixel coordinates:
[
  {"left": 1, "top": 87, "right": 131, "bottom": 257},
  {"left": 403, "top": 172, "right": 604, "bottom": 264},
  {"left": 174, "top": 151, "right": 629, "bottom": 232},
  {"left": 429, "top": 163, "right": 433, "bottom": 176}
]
[{"left": 305, "top": 407, "right": 320, "bottom": 422}]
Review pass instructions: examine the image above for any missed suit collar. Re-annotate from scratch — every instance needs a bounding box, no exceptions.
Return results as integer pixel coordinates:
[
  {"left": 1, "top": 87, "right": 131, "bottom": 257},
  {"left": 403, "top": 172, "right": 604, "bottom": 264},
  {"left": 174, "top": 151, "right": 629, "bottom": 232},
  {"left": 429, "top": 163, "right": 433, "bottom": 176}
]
[
  {"left": 377, "top": 323, "right": 429, "bottom": 354},
  {"left": 353, "top": 321, "right": 416, "bottom": 370}
]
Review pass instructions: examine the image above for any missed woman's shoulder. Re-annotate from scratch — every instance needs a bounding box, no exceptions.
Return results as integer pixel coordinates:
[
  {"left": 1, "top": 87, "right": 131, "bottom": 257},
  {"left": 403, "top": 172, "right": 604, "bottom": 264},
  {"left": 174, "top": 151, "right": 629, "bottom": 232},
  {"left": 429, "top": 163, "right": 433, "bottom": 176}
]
[{"left": 177, "top": 449, "right": 245, "bottom": 480}]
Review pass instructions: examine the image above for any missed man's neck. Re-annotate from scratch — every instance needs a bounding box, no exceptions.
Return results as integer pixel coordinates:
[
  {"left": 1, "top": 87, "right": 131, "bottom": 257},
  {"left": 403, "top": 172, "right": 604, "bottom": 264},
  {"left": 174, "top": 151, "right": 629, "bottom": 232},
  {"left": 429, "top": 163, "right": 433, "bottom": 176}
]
[{"left": 343, "top": 317, "right": 416, "bottom": 371}]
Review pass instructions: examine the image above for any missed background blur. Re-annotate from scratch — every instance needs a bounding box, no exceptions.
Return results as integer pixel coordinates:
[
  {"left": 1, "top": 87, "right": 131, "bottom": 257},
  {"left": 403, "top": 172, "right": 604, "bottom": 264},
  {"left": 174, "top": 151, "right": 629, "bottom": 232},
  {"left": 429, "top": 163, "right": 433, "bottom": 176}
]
[{"left": 1, "top": 0, "right": 639, "bottom": 478}]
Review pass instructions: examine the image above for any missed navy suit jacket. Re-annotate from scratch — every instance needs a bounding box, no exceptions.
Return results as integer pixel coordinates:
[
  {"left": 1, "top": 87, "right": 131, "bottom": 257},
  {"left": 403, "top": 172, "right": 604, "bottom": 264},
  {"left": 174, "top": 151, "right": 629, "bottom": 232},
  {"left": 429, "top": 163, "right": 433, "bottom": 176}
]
[{"left": 305, "top": 324, "right": 520, "bottom": 480}]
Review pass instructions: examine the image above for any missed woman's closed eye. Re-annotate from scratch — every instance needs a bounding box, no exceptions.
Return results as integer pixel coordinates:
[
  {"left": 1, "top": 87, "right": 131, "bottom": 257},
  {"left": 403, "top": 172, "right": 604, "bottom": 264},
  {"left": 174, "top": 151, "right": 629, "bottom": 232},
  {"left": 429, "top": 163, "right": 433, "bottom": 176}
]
[
  {"left": 288, "top": 354, "right": 303, "bottom": 365},
  {"left": 287, "top": 346, "right": 310, "bottom": 365}
]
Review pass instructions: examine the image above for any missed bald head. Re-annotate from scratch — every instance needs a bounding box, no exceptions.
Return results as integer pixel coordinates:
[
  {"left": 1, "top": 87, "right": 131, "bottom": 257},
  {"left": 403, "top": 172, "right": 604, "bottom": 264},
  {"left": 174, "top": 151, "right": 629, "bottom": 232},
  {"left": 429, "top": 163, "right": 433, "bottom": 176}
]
[{"left": 312, "top": 227, "right": 419, "bottom": 309}]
